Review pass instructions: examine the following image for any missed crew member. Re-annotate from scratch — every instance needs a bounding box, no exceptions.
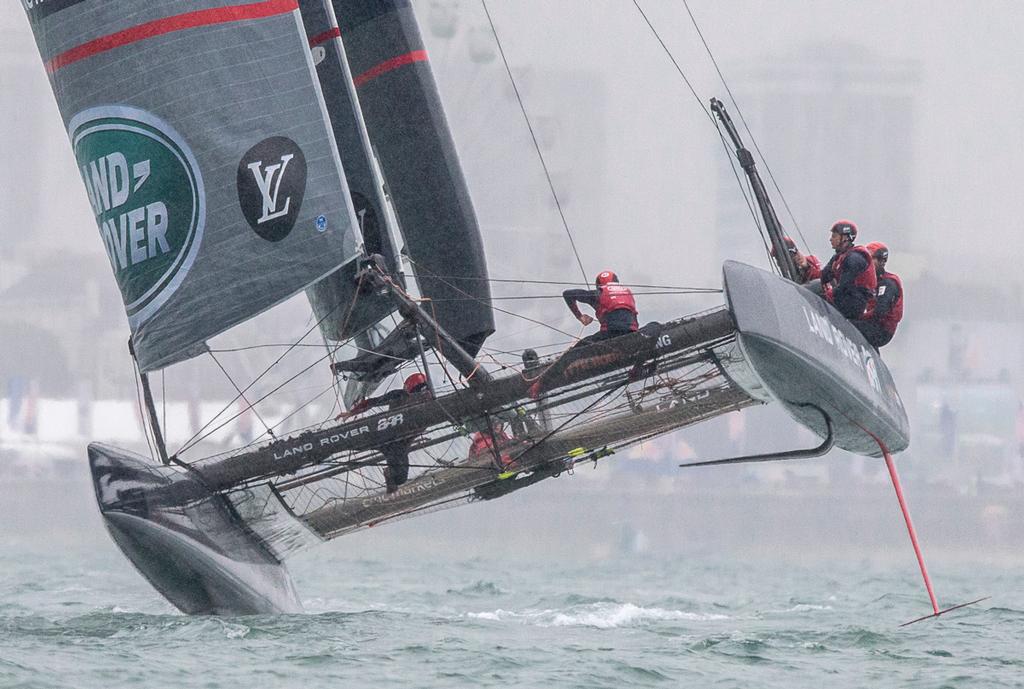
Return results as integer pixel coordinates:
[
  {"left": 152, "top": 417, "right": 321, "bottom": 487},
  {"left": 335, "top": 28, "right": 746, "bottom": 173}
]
[
  {"left": 528, "top": 271, "right": 638, "bottom": 399},
  {"left": 819, "top": 220, "right": 877, "bottom": 320},
  {"left": 562, "top": 270, "right": 638, "bottom": 347},
  {"left": 468, "top": 421, "right": 515, "bottom": 470},
  {"left": 341, "top": 372, "right": 431, "bottom": 492},
  {"left": 772, "top": 236, "right": 821, "bottom": 284},
  {"left": 854, "top": 242, "right": 903, "bottom": 348}
]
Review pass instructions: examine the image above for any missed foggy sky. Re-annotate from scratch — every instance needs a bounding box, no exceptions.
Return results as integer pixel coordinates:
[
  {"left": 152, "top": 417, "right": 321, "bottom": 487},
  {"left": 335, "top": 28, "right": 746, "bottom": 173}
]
[
  {"left": 2, "top": 1, "right": 1022, "bottom": 397},
  {"left": 4, "top": 2, "right": 1023, "bottom": 275}
]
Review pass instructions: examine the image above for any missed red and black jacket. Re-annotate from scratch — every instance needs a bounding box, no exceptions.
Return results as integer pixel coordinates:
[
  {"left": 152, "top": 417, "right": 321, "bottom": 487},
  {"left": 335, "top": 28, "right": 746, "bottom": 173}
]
[
  {"left": 563, "top": 284, "right": 639, "bottom": 333},
  {"left": 866, "top": 271, "right": 903, "bottom": 335},
  {"left": 802, "top": 254, "right": 822, "bottom": 283},
  {"left": 821, "top": 245, "right": 877, "bottom": 319}
]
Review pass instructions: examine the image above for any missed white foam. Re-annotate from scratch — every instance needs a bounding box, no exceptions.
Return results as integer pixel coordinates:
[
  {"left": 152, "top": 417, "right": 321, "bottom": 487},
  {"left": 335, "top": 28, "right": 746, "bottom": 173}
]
[
  {"left": 467, "top": 603, "right": 729, "bottom": 628},
  {"left": 774, "top": 603, "right": 834, "bottom": 613}
]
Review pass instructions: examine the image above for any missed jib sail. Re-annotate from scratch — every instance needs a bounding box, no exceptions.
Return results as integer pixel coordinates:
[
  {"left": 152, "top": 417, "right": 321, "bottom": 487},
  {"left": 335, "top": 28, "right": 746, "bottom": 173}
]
[
  {"left": 298, "top": 0, "right": 401, "bottom": 341},
  {"left": 24, "top": 0, "right": 363, "bottom": 372},
  {"left": 332, "top": 0, "right": 495, "bottom": 354}
]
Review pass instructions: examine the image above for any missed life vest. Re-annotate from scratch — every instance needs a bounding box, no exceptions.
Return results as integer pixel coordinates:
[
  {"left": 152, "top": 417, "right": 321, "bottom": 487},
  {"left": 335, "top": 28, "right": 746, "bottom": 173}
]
[
  {"left": 830, "top": 245, "right": 877, "bottom": 316},
  {"left": 470, "top": 428, "right": 510, "bottom": 454},
  {"left": 870, "top": 272, "right": 904, "bottom": 334},
  {"left": 803, "top": 254, "right": 822, "bottom": 283},
  {"left": 831, "top": 245, "right": 877, "bottom": 292},
  {"left": 595, "top": 283, "right": 638, "bottom": 332},
  {"left": 470, "top": 428, "right": 513, "bottom": 466}
]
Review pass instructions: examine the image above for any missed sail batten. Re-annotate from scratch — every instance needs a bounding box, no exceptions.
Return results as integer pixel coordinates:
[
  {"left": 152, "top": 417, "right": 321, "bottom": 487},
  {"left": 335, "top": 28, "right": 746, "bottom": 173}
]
[{"left": 26, "top": 0, "right": 363, "bottom": 372}]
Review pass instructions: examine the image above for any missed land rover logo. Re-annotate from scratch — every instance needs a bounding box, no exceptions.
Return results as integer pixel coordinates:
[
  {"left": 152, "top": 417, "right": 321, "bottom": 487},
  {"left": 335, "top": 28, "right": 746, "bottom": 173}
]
[
  {"left": 69, "top": 106, "right": 205, "bottom": 328},
  {"left": 237, "top": 136, "right": 307, "bottom": 242}
]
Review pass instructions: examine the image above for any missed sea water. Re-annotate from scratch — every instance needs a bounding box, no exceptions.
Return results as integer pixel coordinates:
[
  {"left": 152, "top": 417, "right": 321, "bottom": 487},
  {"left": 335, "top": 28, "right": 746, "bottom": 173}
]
[{"left": 1, "top": 538, "right": 1020, "bottom": 688}]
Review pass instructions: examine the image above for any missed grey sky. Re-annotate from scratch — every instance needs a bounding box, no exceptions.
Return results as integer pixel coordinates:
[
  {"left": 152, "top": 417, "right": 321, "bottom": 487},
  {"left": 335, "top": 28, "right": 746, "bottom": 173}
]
[{"left": 2, "top": 1, "right": 1021, "bottom": 391}]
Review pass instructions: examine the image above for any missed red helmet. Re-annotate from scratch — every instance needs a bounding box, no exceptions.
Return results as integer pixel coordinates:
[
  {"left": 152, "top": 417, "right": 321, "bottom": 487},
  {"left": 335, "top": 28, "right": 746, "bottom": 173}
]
[
  {"left": 865, "top": 241, "right": 889, "bottom": 260},
  {"left": 770, "top": 236, "right": 799, "bottom": 257},
  {"left": 403, "top": 372, "right": 428, "bottom": 394},
  {"left": 830, "top": 219, "right": 858, "bottom": 240},
  {"left": 595, "top": 270, "right": 618, "bottom": 288}
]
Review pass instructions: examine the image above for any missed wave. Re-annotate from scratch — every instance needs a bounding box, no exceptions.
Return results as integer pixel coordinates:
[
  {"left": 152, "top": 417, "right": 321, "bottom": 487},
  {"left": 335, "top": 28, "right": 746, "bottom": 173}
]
[
  {"left": 467, "top": 602, "right": 729, "bottom": 628},
  {"left": 446, "top": 580, "right": 507, "bottom": 597}
]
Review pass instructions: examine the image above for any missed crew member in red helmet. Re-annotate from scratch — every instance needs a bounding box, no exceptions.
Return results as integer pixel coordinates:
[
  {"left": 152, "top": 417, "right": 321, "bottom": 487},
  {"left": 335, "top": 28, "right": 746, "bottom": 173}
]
[
  {"left": 341, "top": 372, "right": 432, "bottom": 492},
  {"left": 819, "top": 220, "right": 877, "bottom": 320},
  {"left": 562, "top": 270, "right": 639, "bottom": 347},
  {"left": 528, "top": 271, "right": 639, "bottom": 399},
  {"left": 854, "top": 242, "right": 904, "bottom": 349},
  {"left": 771, "top": 236, "right": 821, "bottom": 284}
]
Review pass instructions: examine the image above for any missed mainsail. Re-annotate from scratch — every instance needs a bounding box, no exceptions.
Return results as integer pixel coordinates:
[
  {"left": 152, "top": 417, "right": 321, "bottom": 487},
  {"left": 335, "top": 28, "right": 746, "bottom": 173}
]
[{"left": 26, "top": 0, "right": 363, "bottom": 372}]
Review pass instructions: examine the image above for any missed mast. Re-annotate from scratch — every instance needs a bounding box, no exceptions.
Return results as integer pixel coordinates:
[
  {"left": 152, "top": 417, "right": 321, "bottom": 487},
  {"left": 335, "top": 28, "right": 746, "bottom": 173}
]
[
  {"left": 129, "top": 337, "right": 169, "bottom": 465},
  {"left": 710, "top": 98, "right": 798, "bottom": 281}
]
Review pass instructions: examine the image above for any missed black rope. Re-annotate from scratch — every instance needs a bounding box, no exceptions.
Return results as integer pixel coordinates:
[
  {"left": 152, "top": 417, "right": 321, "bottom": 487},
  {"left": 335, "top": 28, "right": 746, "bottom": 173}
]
[
  {"left": 481, "top": 0, "right": 589, "bottom": 285},
  {"left": 681, "top": 0, "right": 808, "bottom": 251},
  {"left": 632, "top": 0, "right": 715, "bottom": 127},
  {"left": 632, "top": 1, "right": 768, "bottom": 265},
  {"left": 161, "top": 369, "right": 166, "bottom": 442},
  {"left": 419, "top": 290, "right": 721, "bottom": 304},
  {"left": 131, "top": 356, "right": 157, "bottom": 463},
  {"left": 408, "top": 257, "right": 581, "bottom": 340}
]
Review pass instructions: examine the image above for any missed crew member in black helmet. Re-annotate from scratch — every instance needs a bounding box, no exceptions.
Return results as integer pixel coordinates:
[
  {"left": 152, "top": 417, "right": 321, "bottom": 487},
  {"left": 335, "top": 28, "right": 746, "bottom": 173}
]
[{"left": 819, "top": 219, "right": 877, "bottom": 320}]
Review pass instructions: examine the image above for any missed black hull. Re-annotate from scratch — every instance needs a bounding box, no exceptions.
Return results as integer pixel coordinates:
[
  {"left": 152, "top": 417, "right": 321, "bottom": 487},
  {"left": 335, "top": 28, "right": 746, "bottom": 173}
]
[{"left": 88, "top": 444, "right": 302, "bottom": 615}]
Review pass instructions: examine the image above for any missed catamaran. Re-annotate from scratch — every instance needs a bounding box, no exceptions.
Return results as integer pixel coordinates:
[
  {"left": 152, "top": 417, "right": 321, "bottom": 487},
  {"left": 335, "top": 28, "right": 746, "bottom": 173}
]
[{"left": 24, "top": 1, "right": 923, "bottom": 617}]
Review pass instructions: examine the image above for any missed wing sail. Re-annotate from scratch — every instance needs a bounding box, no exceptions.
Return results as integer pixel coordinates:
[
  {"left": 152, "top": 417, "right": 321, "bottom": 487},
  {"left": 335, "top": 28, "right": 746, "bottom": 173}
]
[{"left": 26, "top": 1, "right": 362, "bottom": 371}]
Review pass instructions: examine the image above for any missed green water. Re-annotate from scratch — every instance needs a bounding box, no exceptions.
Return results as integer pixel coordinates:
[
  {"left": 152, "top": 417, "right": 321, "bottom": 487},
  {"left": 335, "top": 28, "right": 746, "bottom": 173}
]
[{"left": 1, "top": 540, "right": 1018, "bottom": 688}]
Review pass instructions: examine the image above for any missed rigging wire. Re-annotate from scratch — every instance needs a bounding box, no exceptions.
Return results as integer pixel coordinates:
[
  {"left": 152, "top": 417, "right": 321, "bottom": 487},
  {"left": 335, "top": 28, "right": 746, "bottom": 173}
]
[
  {"left": 176, "top": 274, "right": 366, "bottom": 456},
  {"left": 410, "top": 289, "right": 721, "bottom": 303},
  {"left": 180, "top": 344, "right": 344, "bottom": 454},
  {"left": 161, "top": 369, "right": 166, "bottom": 442},
  {"left": 208, "top": 350, "right": 275, "bottom": 439},
  {"left": 408, "top": 275, "right": 722, "bottom": 292},
  {"left": 481, "top": 0, "right": 589, "bottom": 285},
  {"left": 632, "top": 0, "right": 715, "bottom": 127},
  {"left": 408, "top": 256, "right": 581, "bottom": 340},
  {"left": 680, "top": 0, "right": 808, "bottom": 251},
  {"left": 632, "top": 1, "right": 770, "bottom": 266}
]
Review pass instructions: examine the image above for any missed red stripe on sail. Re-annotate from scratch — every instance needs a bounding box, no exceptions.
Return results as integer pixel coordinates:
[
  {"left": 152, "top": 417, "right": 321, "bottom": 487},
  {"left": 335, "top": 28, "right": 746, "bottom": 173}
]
[
  {"left": 353, "top": 50, "right": 428, "bottom": 87},
  {"left": 308, "top": 27, "right": 341, "bottom": 47},
  {"left": 45, "top": 0, "right": 299, "bottom": 74}
]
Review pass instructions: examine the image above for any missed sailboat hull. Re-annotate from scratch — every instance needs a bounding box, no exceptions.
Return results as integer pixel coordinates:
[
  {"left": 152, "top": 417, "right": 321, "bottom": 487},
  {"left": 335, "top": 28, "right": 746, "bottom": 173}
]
[
  {"left": 723, "top": 260, "right": 910, "bottom": 456},
  {"left": 88, "top": 444, "right": 302, "bottom": 615}
]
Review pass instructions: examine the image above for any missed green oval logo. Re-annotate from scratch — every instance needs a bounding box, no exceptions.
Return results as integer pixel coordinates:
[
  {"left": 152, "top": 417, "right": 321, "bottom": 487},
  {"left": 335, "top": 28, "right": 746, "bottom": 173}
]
[{"left": 69, "top": 106, "right": 205, "bottom": 327}]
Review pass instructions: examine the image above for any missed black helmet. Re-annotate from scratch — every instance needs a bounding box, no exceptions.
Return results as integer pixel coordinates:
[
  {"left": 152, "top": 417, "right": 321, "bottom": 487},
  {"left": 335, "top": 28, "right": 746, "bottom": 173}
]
[{"left": 830, "top": 220, "right": 858, "bottom": 240}]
